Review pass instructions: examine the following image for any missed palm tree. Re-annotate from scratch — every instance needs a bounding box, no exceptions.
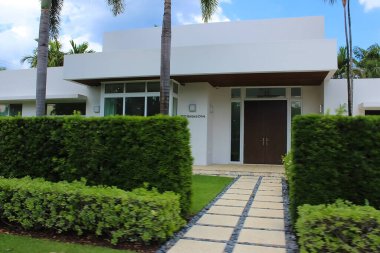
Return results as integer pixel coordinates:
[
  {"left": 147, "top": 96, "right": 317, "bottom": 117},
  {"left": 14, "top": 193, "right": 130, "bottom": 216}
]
[
  {"left": 160, "top": 0, "right": 218, "bottom": 115},
  {"left": 0, "top": 67, "right": 6, "bottom": 71},
  {"left": 354, "top": 44, "right": 380, "bottom": 78},
  {"left": 324, "top": 0, "right": 353, "bottom": 116},
  {"left": 334, "top": 46, "right": 348, "bottom": 78},
  {"left": 35, "top": 0, "right": 124, "bottom": 116},
  {"left": 22, "top": 39, "right": 65, "bottom": 68},
  {"left": 68, "top": 40, "right": 96, "bottom": 54}
]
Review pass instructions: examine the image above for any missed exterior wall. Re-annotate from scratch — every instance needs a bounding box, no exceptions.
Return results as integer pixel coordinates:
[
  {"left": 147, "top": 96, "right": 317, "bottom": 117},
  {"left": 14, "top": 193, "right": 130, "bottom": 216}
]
[
  {"left": 303, "top": 86, "right": 323, "bottom": 114},
  {"left": 103, "top": 16, "right": 325, "bottom": 51},
  {"left": 177, "top": 83, "right": 211, "bottom": 165},
  {"left": 324, "top": 79, "right": 380, "bottom": 115},
  {"left": 0, "top": 68, "right": 101, "bottom": 116}
]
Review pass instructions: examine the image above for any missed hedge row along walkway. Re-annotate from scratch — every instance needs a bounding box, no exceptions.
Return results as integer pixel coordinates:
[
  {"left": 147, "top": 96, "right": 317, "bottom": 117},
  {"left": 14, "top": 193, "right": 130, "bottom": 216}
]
[{"left": 165, "top": 165, "right": 292, "bottom": 253}]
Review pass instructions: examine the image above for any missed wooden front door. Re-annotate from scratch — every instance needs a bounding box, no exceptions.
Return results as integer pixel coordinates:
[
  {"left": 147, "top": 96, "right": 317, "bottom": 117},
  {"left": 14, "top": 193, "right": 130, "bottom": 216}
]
[{"left": 244, "top": 100, "right": 287, "bottom": 164}]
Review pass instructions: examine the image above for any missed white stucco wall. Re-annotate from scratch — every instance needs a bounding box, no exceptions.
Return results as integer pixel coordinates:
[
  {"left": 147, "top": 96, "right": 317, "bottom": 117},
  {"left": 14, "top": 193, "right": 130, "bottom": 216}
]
[
  {"left": 302, "top": 86, "right": 323, "bottom": 114},
  {"left": 177, "top": 83, "right": 210, "bottom": 165},
  {"left": 103, "top": 16, "right": 325, "bottom": 51},
  {"left": 0, "top": 67, "right": 100, "bottom": 116},
  {"left": 324, "top": 79, "right": 380, "bottom": 115}
]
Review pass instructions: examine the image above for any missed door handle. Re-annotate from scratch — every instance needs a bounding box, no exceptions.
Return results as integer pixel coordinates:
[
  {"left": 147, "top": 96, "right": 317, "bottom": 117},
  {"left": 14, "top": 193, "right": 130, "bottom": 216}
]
[
  {"left": 262, "top": 137, "right": 265, "bottom": 146},
  {"left": 265, "top": 137, "right": 269, "bottom": 146}
]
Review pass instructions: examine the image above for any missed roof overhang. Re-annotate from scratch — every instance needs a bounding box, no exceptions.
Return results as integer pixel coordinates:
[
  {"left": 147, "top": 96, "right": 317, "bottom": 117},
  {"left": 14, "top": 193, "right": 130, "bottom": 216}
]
[
  {"left": 0, "top": 94, "right": 87, "bottom": 103},
  {"left": 71, "top": 71, "right": 329, "bottom": 87}
]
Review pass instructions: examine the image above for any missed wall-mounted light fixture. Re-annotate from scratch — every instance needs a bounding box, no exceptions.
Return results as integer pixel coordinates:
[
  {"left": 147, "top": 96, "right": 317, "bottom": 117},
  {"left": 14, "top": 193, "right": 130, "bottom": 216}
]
[
  {"left": 189, "top": 104, "right": 196, "bottom": 112},
  {"left": 93, "top": 105, "right": 100, "bottom": 113}
]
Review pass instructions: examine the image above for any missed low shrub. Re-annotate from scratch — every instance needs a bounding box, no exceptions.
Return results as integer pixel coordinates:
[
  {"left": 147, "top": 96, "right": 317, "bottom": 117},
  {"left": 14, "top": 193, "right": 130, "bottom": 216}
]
[
  {"left": 0, "top": 177, "right": 185, "bottom": 244},
  {"left": 0, "top": 116, "right": 192, "bottom": 215},
  {"left": 296, "top": 200, "right": 380, "bottom": 253},
  {"left": 289, "top": 115, "right": 380, "bottom": 220}
]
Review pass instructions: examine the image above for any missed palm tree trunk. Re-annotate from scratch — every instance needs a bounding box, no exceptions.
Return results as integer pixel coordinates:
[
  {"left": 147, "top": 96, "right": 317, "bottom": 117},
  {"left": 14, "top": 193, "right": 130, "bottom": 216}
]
[
  {"left": 343, "top": 2, "right": 352, "bottom": 116},
  {"left": 347, "top": 0, "right": 353, "bottom": 116},
  {"left": 35, "top": 0, "right": 52, "bottom": 116},
  {"left": 160, "top": 0, "right": 171, "bottom": 115}
]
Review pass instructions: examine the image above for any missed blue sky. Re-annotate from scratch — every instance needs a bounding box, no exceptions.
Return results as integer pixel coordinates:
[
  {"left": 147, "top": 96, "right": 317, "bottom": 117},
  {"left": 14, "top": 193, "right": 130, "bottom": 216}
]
[{"left": 0, "top": 0, "right": 379, "bottom": 69}]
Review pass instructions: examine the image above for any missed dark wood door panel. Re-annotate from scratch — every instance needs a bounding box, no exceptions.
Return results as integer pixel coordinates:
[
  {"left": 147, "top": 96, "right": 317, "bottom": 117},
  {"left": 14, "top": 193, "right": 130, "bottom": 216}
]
[{"left": 244, "top": 100, "right": 287, "bottom": 165}]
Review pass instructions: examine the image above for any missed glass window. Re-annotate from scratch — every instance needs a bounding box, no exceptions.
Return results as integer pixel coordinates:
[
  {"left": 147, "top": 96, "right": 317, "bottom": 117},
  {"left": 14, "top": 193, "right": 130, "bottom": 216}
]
[
  {"left": 46, "top": 103, "right": 86, "bottom": 116},
  {"left": 291, "top": 101, "right": 302, "bottom": 119},
  {"left": 173, "top": 82, "right": 179, "bottom": 94},
  {"left": 147, "top": 82, "right": 160, "bottom": 92},
  {"left": 246, "top": 88, "right": 286, "bottom": 98},
  {"left": 125, "top": 97, "right": 145, "bottom": 116},
  {"left": 231, "top": 102, "right": 241, "bottom": 162},
  {"left": 125, "top": 82, "right": 145, "bottom": 93},
  {"left": 291, "top": 88, "right": 302, "bottom": 98},
  {"left": 9, "top": 104, "right": 22, "bottom": 116},
  {"left": 105, "top": 83, "right": 124, "bottom": 93},
  {"left": 172, "top": 97, "right": 178, "bottom": 116},
  {"left": 105, "top": 98, "right": 123, "bottom": 116},
  {"left": 231, "top": 88, "right": 241, "bottom": 98},
  {"left": 365, "top": 110, "right": 380, "bottom": 116},
  {"left": 147, "top": 96, "right": 160, "bottom": 116},
  {"left": 0, "top": 104, "right": 9, "bottom": 116}
]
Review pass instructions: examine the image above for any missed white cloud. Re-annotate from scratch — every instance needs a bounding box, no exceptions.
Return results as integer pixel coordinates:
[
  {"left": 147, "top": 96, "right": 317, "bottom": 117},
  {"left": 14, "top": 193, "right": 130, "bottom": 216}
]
[
  {"left": 176, "top": 6, "right": 230, "bottom": 25},
  {"left": 358, "top": 0, "right": 380, "bottom": 12}
]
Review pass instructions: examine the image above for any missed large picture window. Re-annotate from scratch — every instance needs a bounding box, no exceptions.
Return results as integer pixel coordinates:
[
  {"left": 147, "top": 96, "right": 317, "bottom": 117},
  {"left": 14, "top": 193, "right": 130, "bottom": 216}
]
[
  {"left": 0, "top": 104, "right": 22, "bottom": 116},
  {"left": 103, "top": 80, "right": 178, "bottom": 116},
  {"left": 46, "top": 103, "right": 86, "bottom": 116}
]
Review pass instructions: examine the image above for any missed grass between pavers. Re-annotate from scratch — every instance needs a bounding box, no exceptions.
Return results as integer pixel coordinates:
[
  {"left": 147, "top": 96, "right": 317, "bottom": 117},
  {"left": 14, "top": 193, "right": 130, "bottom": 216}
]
[
  {"left": 190, "top": 174, "right": 234, "bottom": 215},
  {"left": 0, "top": 234, "right": 135, "bottom": 253}
]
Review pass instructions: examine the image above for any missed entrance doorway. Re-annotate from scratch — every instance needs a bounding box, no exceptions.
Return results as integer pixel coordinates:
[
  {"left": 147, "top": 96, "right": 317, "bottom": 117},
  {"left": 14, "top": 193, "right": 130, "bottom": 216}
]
[{"left": 244, "top": 100, "right": 287, "bottom": 164}]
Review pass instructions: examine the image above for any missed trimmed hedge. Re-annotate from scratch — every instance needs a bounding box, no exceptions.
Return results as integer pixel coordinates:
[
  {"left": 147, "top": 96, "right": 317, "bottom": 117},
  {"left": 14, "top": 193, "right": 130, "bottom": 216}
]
[
  {"left": 0, "top": 116, "right": 192, "bottom": 214},
  {"left": 0, "top": 177, "right": 185, "bottom": 244},
  {"left": 289, "top": 115, "right": 380, "bottom": 220},
  {"left": 296, "top": 200, "right": 380, "bottom": 253}
]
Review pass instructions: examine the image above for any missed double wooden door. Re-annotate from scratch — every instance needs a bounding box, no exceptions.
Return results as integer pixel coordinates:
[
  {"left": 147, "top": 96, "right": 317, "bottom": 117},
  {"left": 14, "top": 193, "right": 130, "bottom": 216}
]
[{"left": 244, "top": 100, "right": 287, "bottom": 164}]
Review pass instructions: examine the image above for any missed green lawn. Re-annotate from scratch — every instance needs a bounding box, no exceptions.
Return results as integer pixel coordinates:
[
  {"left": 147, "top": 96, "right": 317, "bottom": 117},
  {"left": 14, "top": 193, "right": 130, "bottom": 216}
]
[
  {"left": 190, "top": 174, "right": 234, "bottom": 215},
  {"left": 0, "top": 234, "right": 135, "bottom": 253}
]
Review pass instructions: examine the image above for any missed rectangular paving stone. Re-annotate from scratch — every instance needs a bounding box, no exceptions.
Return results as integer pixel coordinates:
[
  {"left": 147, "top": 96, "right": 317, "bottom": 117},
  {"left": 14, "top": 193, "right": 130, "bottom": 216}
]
[
  {"left": 260, "top": 183, "right": 282, "bottom": 188},
  {"left": 243, "top": 217, "right": 285, "bottom": 230},
  {"left": 248, "top": 208, "right": 284, "bottom": 218},
  {"left": 167, "top": 239, "right": 226, "bottom": 253},
  {"left": 254, "top": 196, "right": 283, "bottom": 203},
  {"left": 222, "top": 193, "right": 251, "bottom": 201},
  {"left": 184, "top": 225, "right": 234, "bottom": 241},
  {"left": 251, "top": 201, "right": 284, "bottom": 210},
  {"left": 230, "top": 185, "right": 255, "bottom": 190},
  {"left": 225, "top": 188, "right": 252, "bottom": 195},
  {"left": 197, "top": 214, "right": 239, "bottom": 227},
  {"left": 233, "top": 244, "right": 286, "bottom": 253},
  {"left": 238, "top": 229, "right": 286, "bottom": 246},
  {"left": 256, "top": 191, "right": 283, "bottom": 197},
  {"left": 259, "top": 186, "right": 283, "bottom": 191},
  {"left": 207, "top": 205, "right": 245, "bottom": 216},
  {"left": 214, "top": 199, "right": 247, "bottom": 207}
]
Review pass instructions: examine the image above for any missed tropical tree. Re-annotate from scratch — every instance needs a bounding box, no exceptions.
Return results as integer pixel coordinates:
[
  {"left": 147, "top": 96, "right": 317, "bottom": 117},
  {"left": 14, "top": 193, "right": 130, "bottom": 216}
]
[
  {"left": 324, "top": 0, "right": 353, "bottom": 116},
  {"left": 0, "top": 67, "right": 6, "bottom": 71},
  {"left": 354, "top": 43, "right": 380, "bottom": 78},
  {"left": 68, "top": 40, "right": 96, "bottom": 54},
  {"left": 160, "top": 0, "right": 218, "bottom": 115},
  {"left": 21, "top": 39, "right": 65, "bottom": 67},
  {"left": 35, "top": 0, "right": 124, "bottom": 116},
  {"left": 334, "top": 46, "right": 348, "bottom": 78}
]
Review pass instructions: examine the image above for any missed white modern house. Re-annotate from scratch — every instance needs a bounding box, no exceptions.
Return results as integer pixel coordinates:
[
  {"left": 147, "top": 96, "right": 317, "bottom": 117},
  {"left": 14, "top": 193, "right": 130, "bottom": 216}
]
[{"left": 0, "top": 16, "right": 379, "bottom": 165}]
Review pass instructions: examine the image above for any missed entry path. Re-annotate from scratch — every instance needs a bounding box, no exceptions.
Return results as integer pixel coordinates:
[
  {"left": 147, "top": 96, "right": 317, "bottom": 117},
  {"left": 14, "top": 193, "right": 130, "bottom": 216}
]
[{"left": 167, "top": 175, "right": 287, "bottom": 253}]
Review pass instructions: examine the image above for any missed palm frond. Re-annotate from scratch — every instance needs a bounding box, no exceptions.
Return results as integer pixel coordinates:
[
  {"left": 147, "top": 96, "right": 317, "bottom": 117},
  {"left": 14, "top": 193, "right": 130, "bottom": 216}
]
[
  {"left": 107, "top": 0, "right": 125, "bottom": 16},
  {"left": 50, "top": 0, "right": 63, "bottom": 38},
  {"left": 201, "top": 0, "right": 218, "bottom": 22}
]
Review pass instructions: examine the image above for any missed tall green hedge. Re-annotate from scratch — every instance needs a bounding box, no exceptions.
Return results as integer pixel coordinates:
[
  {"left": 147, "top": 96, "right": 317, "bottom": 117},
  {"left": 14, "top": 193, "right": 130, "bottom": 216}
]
[
  {"left": 0, "top": 116, "right": 192, "bottom": 214},
  {"left": 289, "top": 115, "right": 380, "bottom": 220},
  {"left": 0, "top": 177, "right": 185, "bottom": 244}
]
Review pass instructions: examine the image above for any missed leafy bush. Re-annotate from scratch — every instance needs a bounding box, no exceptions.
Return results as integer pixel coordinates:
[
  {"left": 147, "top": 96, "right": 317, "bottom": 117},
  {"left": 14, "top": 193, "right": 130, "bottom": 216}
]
[
  {"left": 289, "top": 115, "right": 380, "bottom": 220},
  {"left": 296, "top": 200, "right": 380, "bottom": 253},
  {"left": 0, "top": 116, "right": 192, "bottom": 215},
  {"left": 0, "top": 177, "right": 185, "bottom": 244}
]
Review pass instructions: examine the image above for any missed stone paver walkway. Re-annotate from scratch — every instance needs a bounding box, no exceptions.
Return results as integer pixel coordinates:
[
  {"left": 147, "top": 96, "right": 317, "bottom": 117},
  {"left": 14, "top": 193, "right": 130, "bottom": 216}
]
[{"left": 167, "top": 169, "right": 288, "bottom": 253}]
